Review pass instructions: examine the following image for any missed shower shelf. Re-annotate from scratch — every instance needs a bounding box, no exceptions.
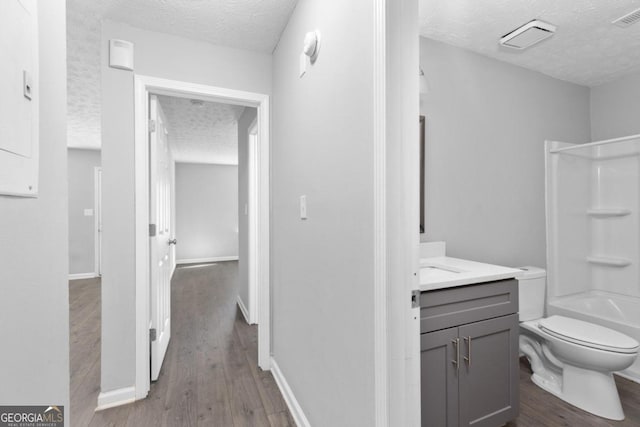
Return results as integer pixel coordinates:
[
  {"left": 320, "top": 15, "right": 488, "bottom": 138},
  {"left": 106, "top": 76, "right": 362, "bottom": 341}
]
[
  {"left": 586, "top": 208, "right": 631, "bottom": 218},
  {"left": 587, "top": 256, "right": 631, "bottom": 267}
]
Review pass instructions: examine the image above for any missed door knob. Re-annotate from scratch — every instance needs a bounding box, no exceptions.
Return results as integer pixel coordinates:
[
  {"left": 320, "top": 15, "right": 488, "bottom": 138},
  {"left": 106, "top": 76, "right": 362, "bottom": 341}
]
[{"left": 168, "top": 239, "right": 177, "bottom": 245}]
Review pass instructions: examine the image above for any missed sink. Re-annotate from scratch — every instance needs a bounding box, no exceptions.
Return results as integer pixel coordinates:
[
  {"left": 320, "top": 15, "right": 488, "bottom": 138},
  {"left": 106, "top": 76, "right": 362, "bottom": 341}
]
[
  {"left": 418, "top": 255, "right": 523, "bottom": 291},
  {"left": 421, "top": 264, "right": 464, "bottom": 274},
  {"left": 420, "top": 262, "right": 466, "bottom": 282}
]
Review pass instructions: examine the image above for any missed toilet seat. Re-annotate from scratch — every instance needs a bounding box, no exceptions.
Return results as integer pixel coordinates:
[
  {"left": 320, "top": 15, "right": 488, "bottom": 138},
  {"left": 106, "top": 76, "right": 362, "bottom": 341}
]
[{"left": 539, "top": 315, "right": 639, "bottom": 354}]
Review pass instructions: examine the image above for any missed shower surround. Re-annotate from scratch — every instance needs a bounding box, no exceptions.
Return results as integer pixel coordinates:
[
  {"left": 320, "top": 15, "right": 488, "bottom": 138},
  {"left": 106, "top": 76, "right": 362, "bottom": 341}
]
[{"left": 546, "top": 134, "right": 640, "bottom": 383}]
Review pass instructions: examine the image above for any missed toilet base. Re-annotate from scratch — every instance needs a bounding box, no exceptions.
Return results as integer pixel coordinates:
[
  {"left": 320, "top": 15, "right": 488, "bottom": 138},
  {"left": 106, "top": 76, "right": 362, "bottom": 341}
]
[{"left": 531, "top": 365, "right": 624, "bottom": 421}]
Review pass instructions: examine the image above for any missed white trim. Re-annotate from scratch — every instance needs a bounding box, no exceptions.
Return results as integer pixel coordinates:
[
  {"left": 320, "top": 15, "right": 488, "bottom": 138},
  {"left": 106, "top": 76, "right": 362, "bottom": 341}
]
[
  {"left": 96, "top": 386, "right": 136, "bottom": 411},
  {"left": 237, "top": 296, "right": 251, "bottom": 325},
  {"left": 176, "top": 256, "right": 239, "bottom": 265},
  {"left": 248, "top": 118, "right": 259, "bottom": 326},
  {"left": 94, "top": 167, "right": 102, "bottom": 276},
  {"left": 373, "top": 0, "right": 388, "bottom": 426},
  {"left": 256, "top": 91, "right": 271, "bottom": 370},
  {"left": 270, "top": 358, "right": 311, "bottom": 427},
  {"left": 134, "top": 75, "right": 151, "bottom": 400},
  {"left": 69, "top": 272, "right": 99, "bottom": 281},
  {"left": 134, "top": 75, "right": 272, "bottom": 401}
]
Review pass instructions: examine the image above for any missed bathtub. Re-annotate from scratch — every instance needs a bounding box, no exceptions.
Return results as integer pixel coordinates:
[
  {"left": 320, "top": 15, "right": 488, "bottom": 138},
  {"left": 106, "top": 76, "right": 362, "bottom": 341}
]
[{"left": 548, "top": 290, "right": 640, "bottom": 383}]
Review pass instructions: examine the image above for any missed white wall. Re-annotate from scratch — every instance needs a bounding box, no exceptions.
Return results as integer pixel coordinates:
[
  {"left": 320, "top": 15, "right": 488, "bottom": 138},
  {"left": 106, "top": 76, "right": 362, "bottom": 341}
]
[
  {"left": 590, "top": 71, "right": 640, "bottom": 141},
  {"left": 175, "top": 163, "right": 238, "bottom": 262},
  {"left": 420, "top": 38, "right": 591, "bottom": 268},
  {"left": 68, "top": 148, "right": 101, "bottom": 275},
  {"left": 0, "top": 0, "right": 70, "bottom": 423},
  {"left": 100, "top": 20, "right": 272, "bottom": 394},
  {"left": 271, "top": 1, "right": 377, "bottom": 425},
  {"left": 237, "top": 107, "right": 257, "bottom": 311}
]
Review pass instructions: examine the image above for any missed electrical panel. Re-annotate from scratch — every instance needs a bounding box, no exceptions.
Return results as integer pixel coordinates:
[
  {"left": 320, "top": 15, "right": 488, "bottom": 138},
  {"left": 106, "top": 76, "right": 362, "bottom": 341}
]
[{"left": 0, "top": 0, "right": 39, "bottom": 197}]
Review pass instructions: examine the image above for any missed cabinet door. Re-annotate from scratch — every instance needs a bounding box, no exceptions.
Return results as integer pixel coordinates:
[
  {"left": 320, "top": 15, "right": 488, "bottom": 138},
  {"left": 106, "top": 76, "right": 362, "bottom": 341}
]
[
  {"left": 421, "top": 327, "right": 459, "bottom": 427},
  {"left": 458, "top": 314, "right": 519, "bottom": 427}
]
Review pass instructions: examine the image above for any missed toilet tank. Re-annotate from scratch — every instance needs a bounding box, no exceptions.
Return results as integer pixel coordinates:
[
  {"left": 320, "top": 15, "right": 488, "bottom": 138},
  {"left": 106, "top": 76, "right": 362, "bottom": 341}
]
[{"left": 517, "top": 266, "right": 546, "bottom": 321}]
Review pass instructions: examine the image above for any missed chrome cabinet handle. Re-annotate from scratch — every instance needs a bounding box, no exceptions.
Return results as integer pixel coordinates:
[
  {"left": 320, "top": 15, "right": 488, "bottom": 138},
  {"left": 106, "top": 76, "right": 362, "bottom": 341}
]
[
  {"left": 452, "top": 338, "right": 460, "bottom": 372},
  {"left": 168, "top": 239, "right": 177, "bottom": 245},
  {"left": 464, "top": 336, "right": 472, "bottom": 366}
]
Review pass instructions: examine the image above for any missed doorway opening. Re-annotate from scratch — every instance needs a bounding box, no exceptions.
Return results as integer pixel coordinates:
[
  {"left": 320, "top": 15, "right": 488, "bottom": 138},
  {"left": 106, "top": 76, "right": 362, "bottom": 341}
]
[{"left": 133, "top": 75, "right": 271, "bottom": 399}]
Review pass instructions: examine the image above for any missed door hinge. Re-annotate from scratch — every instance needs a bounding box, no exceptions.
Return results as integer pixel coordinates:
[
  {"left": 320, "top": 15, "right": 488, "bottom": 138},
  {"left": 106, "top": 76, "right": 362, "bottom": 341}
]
[
  {"left": 149, "top": 119, "right": 156, "bottom": 133},
  {"left": 411, "top": 289, "right": 421, "bottom": 309},
  {"left": 150, "top": 328, "right": 157, "bottom": 342},
  {"left": 149, "top": 223, "right": 157, "bottom": 237}
]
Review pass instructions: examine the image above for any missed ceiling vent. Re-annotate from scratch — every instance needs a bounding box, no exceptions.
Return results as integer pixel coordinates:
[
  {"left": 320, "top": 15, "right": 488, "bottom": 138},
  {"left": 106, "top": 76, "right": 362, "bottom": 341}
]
[
  {"left": 612, "top": 8, "right": 640, "bottom": 28},
  {"left": 499, "top": 19, "right": 556, "bottom": 50}
]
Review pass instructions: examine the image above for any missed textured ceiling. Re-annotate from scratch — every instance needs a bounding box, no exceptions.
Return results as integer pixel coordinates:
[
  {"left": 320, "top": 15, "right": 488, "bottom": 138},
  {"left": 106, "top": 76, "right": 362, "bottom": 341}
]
[
  {"left": 67, "top": 4, "right": 102, "bottom": 149},
  {"left": 157, "top": 96, "right": 245, "bottom": 165},
  {"left": 66, "top": 0, "right": 296, "bottom": 150},
  {"left": 419, "top": 0, "right": 640, "bottom": 87},
  {"left": 67, "top": 0, "right": 297, "bottom": 53}
]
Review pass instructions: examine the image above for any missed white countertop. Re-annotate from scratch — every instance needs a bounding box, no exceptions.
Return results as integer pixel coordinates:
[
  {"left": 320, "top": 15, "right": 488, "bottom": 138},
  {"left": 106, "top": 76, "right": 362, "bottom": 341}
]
[{"left": 419, "top": 256, "right": 522, "bottom": 291}]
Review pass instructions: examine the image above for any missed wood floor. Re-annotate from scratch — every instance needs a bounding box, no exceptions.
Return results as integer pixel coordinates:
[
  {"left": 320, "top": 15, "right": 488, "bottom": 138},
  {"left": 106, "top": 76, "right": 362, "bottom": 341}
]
[
  {"left": 70, "top": 263, "right": 640, "bottom": 427},
  {"left": 69, "top": 261, "right": 294, "bottom": 427},
  {"left": 508, "top": 358, "right": 640, "bottom": 427}
]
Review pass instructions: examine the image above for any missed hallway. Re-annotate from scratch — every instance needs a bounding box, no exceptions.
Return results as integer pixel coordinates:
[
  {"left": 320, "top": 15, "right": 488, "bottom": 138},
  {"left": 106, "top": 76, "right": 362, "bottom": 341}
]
[{"left": 70, "top": 261, "right": 293, "bottom": 426}]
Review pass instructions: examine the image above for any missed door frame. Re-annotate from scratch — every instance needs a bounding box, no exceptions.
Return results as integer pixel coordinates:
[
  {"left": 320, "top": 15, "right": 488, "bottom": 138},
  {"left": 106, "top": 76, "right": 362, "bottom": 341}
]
[
  {"left": 133, "top": 75, "right": 271, "bottom": 399},
  {"left": 94, "top": 166, "right": 102, "bottom": 276},
  {"left": 375, "top": 0, "right": 421, "bottom": 425},
  {"left": 247, "top": 118, "right": 259, "bottom": 324}
]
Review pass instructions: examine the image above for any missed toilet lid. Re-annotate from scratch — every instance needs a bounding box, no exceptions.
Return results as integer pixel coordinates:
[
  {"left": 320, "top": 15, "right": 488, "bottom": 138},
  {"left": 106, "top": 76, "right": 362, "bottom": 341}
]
[{"left": 539, "top": 315, "right": 640, "bottom": 354}]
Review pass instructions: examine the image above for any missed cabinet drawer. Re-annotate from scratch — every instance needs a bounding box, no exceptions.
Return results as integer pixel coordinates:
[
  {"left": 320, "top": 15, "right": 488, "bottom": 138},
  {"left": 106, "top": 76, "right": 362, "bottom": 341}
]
[{"left": 420, "top": 279, "right": 518, "bottom": 333}]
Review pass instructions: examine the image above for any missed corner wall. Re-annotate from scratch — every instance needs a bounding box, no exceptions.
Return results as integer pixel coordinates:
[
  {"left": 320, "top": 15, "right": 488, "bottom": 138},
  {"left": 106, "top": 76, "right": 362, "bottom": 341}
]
[
  {"left": 271, "top": 1, "right": 376, "bottom": 425},
  {"left": 590, "top": 71, "right": 640, "bottom": 141},
  {"left": 100, "top": 20, "right": 272, "bottom": 394},
  {"left": 420, "top": 38, "right": 591, "bottom": 268},
  {"left": 0, "top": 0, "right": 70, "bottom": 423}
]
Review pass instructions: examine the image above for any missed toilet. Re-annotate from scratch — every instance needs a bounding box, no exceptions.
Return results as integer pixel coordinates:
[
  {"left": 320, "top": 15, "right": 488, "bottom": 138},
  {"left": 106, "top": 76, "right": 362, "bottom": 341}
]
[{"left": 517, "top": 267, "right": 639, "bottom": 421}]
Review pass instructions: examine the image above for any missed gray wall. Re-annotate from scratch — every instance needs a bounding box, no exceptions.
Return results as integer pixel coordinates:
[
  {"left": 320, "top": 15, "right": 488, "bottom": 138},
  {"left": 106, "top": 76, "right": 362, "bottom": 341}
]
[
  {"left": 420, "top": 38, "right": 591, "bottom": 268},
  {"left": 0, "top": 0, "right": 70, "bottom": 422},
  {"left": 68, "top": 149, "right": 101, "bottom": 275},
  {"left": 100, "top": 20, "right": 272, "bottom": 393},
  {"left": 237, "top": 107, "right": 257, "bottom": 311},
  {"left": 272, "top": 1, "right": 375, "bottom": 425},
  {"left": 175, "top": 163, "right": 238, "bottom": 261},
  {"left": 591, "top": 71, "right": 640, "bottom": 141}
]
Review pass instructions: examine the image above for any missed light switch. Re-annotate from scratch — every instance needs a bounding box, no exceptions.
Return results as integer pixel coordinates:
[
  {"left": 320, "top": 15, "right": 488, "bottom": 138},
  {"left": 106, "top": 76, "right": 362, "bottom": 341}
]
[
  {"left": 299, "top": 195, "right": 307, "bottom": 220},
  {"left": 84, "top": 208, "right": 94, "bottom": 217}
]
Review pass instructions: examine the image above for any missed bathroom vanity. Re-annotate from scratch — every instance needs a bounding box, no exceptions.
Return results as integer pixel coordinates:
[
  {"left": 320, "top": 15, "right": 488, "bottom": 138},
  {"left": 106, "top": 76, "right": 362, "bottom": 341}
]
[{"left": 419, "top": 255, "right": 521, "bottom": 427}]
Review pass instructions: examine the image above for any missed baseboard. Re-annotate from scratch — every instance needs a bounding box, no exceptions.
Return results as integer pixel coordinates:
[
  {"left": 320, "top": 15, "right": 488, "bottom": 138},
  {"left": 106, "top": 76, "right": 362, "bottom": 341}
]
[
  {"left": 68, "top": 272, "right": 99, "bottom": 281},
  {"left": 237, "top": 296, "right": 251, "bottom": 325},
  {"left": 176, "top": 256, "right": 239, "bottom": 265},
  {"left": 270, "top": 358, "right": 311, "bottom": 427},
  {"left": 96, "top": 386, "right": 136, "bottom": 411}
]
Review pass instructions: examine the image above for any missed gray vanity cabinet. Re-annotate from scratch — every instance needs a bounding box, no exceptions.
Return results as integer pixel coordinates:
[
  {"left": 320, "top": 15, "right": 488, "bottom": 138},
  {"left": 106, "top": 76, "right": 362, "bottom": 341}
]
[
  {"left": 420, "top": 279, "right": 519, "bottom": 427},
  {"left": 421, "top": 327, "right": 460, "bottom": 427}
]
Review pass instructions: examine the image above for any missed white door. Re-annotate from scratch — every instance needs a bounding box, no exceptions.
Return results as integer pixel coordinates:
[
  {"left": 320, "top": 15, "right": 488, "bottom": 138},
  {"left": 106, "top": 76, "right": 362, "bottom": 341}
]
[{"left": 149, "top": 95, "right": 173, "bottom": 381}]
